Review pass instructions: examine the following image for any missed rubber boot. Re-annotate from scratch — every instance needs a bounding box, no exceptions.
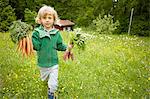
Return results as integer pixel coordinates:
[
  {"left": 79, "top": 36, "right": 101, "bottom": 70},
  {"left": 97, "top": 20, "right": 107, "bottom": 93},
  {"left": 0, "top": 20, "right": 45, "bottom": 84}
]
[
  {"left": 48, "top": 93, "right": 54, "bottom": 99},
  {"left": 48, "top": 88, "right": 55, "bottom": 99}
]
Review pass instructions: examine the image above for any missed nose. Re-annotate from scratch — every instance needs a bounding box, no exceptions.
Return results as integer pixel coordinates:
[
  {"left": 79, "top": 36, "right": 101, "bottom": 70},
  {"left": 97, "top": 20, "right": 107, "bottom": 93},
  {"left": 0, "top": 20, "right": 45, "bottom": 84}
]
[
  {"left": 46, "top": 18, "right": 49, "bottom": 21},
  {"left": 45, "top": 17, "right": 49, "bottom": 21}
]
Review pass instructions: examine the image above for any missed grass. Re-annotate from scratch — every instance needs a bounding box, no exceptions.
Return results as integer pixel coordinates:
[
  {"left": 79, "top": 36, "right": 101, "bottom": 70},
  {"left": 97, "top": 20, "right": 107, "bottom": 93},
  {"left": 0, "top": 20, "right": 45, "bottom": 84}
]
[{"left": 0, "top": 32, "right": 150, "bottom": 98}]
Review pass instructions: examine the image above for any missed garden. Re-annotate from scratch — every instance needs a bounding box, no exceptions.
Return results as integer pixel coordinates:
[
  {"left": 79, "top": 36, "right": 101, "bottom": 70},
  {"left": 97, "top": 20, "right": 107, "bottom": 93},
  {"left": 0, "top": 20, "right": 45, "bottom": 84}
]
[{"left": 0, "top": 0, "right": 150, "bottom": 98}]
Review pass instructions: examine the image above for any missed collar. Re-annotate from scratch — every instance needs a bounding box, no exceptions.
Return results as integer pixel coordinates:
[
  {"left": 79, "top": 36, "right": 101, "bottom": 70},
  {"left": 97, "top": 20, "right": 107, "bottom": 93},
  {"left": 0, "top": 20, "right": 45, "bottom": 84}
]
[{"left": 35, "top": 25, "right": 59, "bottom": 38}]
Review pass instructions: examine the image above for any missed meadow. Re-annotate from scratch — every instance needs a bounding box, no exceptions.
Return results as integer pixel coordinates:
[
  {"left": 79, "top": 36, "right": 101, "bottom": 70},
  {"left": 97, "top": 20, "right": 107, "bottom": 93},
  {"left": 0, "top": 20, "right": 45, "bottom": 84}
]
[{"left": 0, "top": 31, "right": 149, "bottom": 99}]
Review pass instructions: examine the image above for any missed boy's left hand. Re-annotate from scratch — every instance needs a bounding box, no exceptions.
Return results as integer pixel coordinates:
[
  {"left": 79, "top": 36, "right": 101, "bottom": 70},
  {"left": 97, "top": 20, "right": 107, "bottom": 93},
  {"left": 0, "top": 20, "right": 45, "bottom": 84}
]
[
  {"left": 67, "top": 43, "right": 73, "bottom": 52},
  {"left": 63, "top": 44, "right": 74, "bottom": 61}
]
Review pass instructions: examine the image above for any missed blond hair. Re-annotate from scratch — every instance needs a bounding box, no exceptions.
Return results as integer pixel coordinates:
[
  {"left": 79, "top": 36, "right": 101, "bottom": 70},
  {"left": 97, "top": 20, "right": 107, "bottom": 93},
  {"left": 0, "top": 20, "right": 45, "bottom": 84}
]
[{"left": 35, "top": 5, "right": 59, "bottom": 24}]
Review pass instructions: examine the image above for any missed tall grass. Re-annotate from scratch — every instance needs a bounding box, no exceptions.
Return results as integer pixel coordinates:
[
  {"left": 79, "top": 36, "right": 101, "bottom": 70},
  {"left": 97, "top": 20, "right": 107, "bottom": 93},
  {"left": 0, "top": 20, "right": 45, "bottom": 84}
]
[
  {"left": 0, "top": 33, "right": 47, "bottom": 98},
  {"left": 58, "top": 32, "right": 150, "bottom": 98},
  {"left": 0, "top": 32, "right": 149, "bottom": 98}
]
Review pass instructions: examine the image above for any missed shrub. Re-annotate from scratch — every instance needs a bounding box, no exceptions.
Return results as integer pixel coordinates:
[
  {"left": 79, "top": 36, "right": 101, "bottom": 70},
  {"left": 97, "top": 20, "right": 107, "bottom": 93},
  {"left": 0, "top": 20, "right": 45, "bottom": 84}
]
[
  {"left": 24, "top": 8, "right": 37, "bottom": 27},
  {"left": 0, "top": 1, "right": 16, "bottom": 32},
  {"left": 93, "top": 14, "right": 119, "bottom": 35},
  {"left": 131, "top": 19, "right": 150, "bottom": 37}
]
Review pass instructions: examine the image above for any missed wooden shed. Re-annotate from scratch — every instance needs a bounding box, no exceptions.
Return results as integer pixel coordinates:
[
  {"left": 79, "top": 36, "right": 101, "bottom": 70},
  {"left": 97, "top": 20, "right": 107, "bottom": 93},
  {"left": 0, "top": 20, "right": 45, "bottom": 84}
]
[{"left": 54, "top": 20, "right": 75, "bottom": 31}]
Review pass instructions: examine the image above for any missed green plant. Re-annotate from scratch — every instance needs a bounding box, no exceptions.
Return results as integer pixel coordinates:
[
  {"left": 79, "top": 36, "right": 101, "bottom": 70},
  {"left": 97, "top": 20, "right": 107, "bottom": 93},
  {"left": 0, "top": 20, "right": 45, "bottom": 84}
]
[
  {"left": 24, "top": 8, "right": 37, "bottom": 27},
  {"left": 0, "top": 0, "right": 16, "bottom": 32},
  {"left": 9, "top": 20, "right": 32, "bottom": 43},
  {"left": 93, "top": 14, "right": 119, "bottom": 35},
  {"left": 69, "top": 28, "right": 95, "bottom": 51},
  {"left": 131, "top": 19, "right": 150, "bottom": 37}
]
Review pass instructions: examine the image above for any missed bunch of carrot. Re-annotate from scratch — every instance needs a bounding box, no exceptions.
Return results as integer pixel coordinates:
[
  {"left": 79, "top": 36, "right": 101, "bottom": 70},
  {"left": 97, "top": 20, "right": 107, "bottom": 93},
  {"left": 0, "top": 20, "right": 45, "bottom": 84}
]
[
  {"left": 9, "top": 20, "right": 34, "bottom": 57},
  {"left": 17, "top": 36, "right": 34, "bottom": 56}
]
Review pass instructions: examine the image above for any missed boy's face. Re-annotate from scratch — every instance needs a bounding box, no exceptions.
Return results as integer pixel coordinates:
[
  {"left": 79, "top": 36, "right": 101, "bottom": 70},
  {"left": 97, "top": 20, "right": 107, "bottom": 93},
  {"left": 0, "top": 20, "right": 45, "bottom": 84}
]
[{"left": 40, "top": 13, "right": 54, "bottom": 30}]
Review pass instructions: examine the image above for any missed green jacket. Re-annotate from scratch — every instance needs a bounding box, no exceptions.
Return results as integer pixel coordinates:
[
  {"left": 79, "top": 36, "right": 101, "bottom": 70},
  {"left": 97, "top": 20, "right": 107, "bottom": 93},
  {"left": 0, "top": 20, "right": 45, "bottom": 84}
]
[{"left": 32, "top": 25, "right": 67, "bottom": 67}]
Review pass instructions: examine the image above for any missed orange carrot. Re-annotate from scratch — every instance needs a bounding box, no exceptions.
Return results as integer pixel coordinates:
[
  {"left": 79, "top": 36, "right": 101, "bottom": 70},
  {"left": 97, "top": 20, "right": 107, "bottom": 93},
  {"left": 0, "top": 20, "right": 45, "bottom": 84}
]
[
  {"left": 17, "top": 39, "right": 23, "bottom": 51},
  {"left": 22, "top": 37, "right": 26, "bottom": 56},
  {"left": 26, "top": 36, "right": 30, "bottom": 56},
  {"left": 29, "top": 38, "right": 34, "bottom": 55},
  {"left": 70, "top": 52, "right": 74, "bottom": 60}
]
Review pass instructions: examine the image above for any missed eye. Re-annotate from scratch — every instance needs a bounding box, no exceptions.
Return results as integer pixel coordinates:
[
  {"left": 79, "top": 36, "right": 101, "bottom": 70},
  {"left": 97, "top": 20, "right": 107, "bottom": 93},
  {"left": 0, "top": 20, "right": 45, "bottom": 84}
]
[
  {"left": 43, "top": 17, "right": 46, "bottom": 19},
  {"left": 48, "top": 16, "right": 53, "bottom": 19}
]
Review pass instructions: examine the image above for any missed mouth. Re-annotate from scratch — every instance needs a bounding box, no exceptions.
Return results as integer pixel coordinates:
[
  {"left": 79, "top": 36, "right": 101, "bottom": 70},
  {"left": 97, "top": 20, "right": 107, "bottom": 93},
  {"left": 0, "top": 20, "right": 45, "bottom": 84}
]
[{"left": 46, "top": 23, "right": 52, "bottom": 25}]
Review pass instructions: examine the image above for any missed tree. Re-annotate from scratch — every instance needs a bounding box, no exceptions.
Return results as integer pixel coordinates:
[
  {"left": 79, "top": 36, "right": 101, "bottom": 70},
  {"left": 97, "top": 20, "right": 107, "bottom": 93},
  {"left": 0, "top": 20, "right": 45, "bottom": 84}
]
[
  {"left": 24, "top": 8, "right": 37, "bottom": 27},
  {"left": 0, "top": 0, "right": 16, "bottom": 32},
  {"left": 9, "top": 0, "right": 26, "bottom": 20},
  {"left": 112, "top": 0, "right": 149, "bottom": 36},
  {"left": 8, "top": 0, "right": 114, "bottom": 27}
]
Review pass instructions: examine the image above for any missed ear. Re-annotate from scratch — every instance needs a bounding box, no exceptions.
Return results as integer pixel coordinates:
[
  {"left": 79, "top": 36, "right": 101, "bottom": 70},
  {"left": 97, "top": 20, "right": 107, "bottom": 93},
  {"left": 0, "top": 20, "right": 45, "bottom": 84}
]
[
  {"left": 38, "top": 19, "right": 42, "bottom": 24},
  {"left": 35, "top": 17, "right": 42, "bottom": 24}
]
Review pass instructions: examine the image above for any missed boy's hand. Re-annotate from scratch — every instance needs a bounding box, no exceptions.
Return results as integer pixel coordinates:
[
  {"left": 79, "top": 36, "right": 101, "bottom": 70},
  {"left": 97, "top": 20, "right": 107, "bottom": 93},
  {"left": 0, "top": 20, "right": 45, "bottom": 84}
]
[
  {"left": 67, "top": 43, "right": 73, "bottom": 52},
  {"left": 63, "top": 43, "right": 74, "bottom": 61},
  {"left": 63, "top": 51, "right": 74, "bottom": 61}
]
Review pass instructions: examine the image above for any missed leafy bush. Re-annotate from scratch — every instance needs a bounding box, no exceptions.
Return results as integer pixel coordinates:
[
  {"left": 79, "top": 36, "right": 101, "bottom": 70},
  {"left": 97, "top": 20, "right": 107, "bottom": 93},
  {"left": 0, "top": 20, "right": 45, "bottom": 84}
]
[
  {"left": 112, "top": 0, "right": 149, "bottom": 36},
  {"left": 131, "top": 19, "right": 150, "bottom": 37},
  {"left": 93, "top": 14, "right": 119, "bottom": 35},
  {"left": 24, "top": 8, "right": 37, "bottom": 27},
  {"left": 0, "top": 0, "right": 16, "bottom": 32}
]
